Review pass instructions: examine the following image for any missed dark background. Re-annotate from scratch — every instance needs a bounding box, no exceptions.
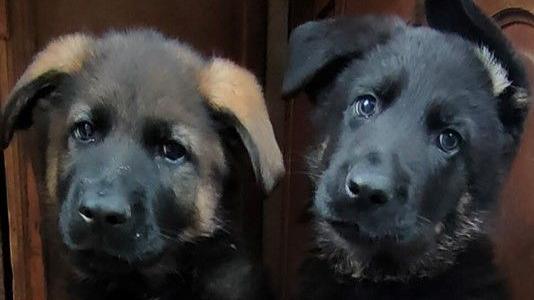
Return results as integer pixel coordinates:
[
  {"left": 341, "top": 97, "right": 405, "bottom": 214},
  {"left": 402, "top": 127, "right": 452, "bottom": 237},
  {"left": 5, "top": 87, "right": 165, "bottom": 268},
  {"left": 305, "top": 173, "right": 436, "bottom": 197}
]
[{"left": 0, "top": 0, "right": 533, "bottom": 299}]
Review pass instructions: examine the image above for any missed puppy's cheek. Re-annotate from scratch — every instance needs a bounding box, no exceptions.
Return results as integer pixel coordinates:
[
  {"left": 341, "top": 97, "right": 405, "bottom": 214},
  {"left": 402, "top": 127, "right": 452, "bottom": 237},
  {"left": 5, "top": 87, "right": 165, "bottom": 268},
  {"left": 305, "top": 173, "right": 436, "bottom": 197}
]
[
  {"left": 196, "top": 181, "right": 220, "bottom": 231},
  {"left": 58, "top": 200, "right": 84, "bottom": 249},
  {"left": 45, "top": 116, "right": 69, "bottom": 201},
  {"left": 179, "top": 182, "right": 221, "bottom": 241},
  {"left": 136, "top": 233, "right": 165, "bottom": 257},
  {"left": 314, "top": 163, "right": 349, "bottom": 213},
  {"left": 313, "top": 181, "right": 334, "bottom": 217},
  {"left": 178, "top": 139, "right": 226, "bottom": 241}
]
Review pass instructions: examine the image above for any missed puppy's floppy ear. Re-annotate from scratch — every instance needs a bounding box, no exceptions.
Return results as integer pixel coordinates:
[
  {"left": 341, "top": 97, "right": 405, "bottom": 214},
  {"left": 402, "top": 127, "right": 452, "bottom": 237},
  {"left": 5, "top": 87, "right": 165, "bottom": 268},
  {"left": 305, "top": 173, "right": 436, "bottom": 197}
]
[
  {"left": 282, "top": 16, "right": 405, "bottom": 97},
  {"left": 199, "top": 58, "right": 284, "bottom": 193},
  {"left": 426, "top": 0, "right": 529, "bottom": 141},
  {"left": 1, "top": 33, "right": 94, "bottom": 149}
]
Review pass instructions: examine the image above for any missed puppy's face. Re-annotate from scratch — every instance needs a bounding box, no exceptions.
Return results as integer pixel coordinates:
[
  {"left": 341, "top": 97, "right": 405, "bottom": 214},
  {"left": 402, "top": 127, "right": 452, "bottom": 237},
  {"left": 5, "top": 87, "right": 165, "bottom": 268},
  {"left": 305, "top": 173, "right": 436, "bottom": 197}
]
[
  {"left": 51, "top": 45, "right": 225, "bottom": 272},
  {"left": 312, "top": 29, "right": 507, "bottom": 278},
  {"left": 283, "top": 6, "right": 529, "bottom": 280},
  {"left": 1, "top": 31, "right": 284, "bottom": 275}
]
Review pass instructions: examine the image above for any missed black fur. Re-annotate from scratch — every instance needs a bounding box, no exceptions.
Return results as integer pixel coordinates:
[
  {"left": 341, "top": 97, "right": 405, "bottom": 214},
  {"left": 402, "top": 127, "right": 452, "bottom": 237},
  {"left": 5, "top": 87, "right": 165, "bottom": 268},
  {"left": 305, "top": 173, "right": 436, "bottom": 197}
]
[{"left": 283, "top": 1, "right": 529, "bottom": 299}]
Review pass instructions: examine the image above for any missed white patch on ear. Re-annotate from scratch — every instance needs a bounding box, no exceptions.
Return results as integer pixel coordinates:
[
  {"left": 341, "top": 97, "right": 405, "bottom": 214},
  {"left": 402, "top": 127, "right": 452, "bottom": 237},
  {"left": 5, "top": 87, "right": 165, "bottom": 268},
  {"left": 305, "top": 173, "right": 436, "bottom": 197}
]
[{"left": 474, "top": 46, "right": 511, "bottom": 96}]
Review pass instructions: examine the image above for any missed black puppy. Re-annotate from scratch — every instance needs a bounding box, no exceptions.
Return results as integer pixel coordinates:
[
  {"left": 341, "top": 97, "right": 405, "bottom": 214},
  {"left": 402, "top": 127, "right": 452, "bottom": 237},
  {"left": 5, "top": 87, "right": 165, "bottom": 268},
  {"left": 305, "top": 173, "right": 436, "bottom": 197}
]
[
  {"left": 1, "top": 30, "right": 284, "bottom": 299},
  {"left": 283, "top": 0, "right": 529, "bottom": 299}
]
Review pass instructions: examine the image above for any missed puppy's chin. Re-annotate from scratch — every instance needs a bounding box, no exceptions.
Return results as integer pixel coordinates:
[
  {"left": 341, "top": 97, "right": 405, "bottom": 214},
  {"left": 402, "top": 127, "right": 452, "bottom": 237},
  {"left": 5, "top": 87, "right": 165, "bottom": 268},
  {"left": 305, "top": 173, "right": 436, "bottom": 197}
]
[
  {"left": 313, "top": 193, "right": 486, "bottom": 281},
  {"left": 69, "top": 247, "right": 166, "bottom": 275},
  {"left": 61, "top": 228, "right": 168, "bottom": 275},
  {"left": 314, "top": 219, "right": 435, "bottom": 281}
]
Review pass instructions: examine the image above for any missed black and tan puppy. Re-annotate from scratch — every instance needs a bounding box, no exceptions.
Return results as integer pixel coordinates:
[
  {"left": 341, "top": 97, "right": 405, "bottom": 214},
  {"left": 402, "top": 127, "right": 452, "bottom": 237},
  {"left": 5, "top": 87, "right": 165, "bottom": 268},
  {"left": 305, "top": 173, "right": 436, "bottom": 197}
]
[
  {"left": 1, "top": 30, "right": 284, "bottom": 299},
  {"left": 283, "top": 0, "right": 529, "bottom": 299}
]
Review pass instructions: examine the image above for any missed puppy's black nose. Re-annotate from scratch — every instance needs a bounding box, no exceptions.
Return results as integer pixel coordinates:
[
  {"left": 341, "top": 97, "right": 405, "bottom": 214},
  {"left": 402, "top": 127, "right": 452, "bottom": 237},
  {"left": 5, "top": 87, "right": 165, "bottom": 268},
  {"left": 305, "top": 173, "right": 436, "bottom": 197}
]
[
  {"left": 345, "top": 171, "right": 391, "bottom": 206},
  {"left": 78, "top": 195, "right": 131, "bottom": 226}
]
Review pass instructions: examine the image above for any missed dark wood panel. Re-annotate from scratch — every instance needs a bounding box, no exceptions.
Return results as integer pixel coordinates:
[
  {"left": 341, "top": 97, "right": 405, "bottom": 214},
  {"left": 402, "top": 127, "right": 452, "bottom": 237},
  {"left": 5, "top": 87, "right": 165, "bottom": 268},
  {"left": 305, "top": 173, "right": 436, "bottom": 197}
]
[
  {"left": 340, "top": 0, "right": 418, "bottom": 20},
  {"left": 263, "top": 0, "right": 289, "bottom": 297},
  {"left": 0, "top": 203, "right": 4, "bottom": 300},
  {"left": 0, "top": 163, "right": 4, "bottom": 300},
  {"left": 490, "top": 6, "right": 534, "bottom": 300},
  {"left": 1, "top": 0, "right": 47, "bottom": 299},
  {"left": 0, "top": 2, "right": 7, "bottom": 297},
  {"left": 33, "top": 0, "right": 241, "bottom": 67}
]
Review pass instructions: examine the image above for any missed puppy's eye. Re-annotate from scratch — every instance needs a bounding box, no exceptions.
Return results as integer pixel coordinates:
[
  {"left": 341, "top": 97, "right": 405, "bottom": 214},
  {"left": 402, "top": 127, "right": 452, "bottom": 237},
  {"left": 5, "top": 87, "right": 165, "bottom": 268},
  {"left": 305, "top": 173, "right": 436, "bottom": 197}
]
[
  {"left": 159, "top": 141, "right": 187, "bottom": 163},
  {"left": 353, "top": 94, "right": 378, "bottom": 118},
  {"left": 71, "top": 121, "right": 96, "bottom": 143},
  {"left": 437, "top": 129, "right": 462, "bottom": 153}
]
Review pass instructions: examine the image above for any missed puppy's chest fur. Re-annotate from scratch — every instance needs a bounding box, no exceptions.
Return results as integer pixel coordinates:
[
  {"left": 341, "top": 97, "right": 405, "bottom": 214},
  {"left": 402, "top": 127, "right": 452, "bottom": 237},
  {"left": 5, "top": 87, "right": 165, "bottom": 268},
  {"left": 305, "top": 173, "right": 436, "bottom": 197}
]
[
  {"left": 300, "top": 238, "right": 506, "bottom": 300},
  {"left": 69, "top": 231, "right": 265, "bottom": 300}
]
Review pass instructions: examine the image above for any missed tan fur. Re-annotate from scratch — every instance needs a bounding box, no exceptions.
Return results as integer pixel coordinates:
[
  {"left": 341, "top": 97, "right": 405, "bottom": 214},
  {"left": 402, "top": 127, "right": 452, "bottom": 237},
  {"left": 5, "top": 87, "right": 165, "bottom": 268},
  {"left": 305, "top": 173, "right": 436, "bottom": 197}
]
[
  {"left": 14, "top": 34, "right": 94, "bottom": 91},
  {"left": 170, "top": 124, "right": 226, "bottom": 239},
  {"left": 46, "top": 148, "right": 59, "bottom": 202},
  {"left": 199, "top": 58, "right": 285, "bottom": 192},
  {"left": 180, "top": 183, "right": 222, "bottom": 241},
  {"left": 474, "top": 46, "right": 531, "bottom": 109},
  {"left": 45, "top": 114, "right": 68, "bottom": 204},
  {"left": 474, "top": 46, "right": 512, "bottom": 96}
]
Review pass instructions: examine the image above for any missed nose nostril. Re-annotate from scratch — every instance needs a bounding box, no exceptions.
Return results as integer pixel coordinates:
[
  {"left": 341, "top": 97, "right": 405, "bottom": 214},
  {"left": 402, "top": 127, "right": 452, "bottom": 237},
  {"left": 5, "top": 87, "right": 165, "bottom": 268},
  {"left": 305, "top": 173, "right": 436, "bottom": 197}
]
[
  {"left": 346, "top": 180, "right": 360, "bottom": 198},
  {"left": 105, "top": 213, "right": 128, "bottom": 225},
  {"left": 369, "top": 192, "right": 388, "bottom": 205}
]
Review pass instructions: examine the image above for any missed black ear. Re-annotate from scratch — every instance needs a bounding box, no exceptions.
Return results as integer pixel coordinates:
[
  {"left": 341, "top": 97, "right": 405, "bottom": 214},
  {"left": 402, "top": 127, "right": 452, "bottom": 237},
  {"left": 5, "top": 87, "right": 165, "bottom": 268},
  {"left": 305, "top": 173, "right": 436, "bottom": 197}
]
[
  {"left": 282, "top": 16, "right": 405, "bottom": 98},
  {"left": 1, "top": 72, "right": 67, "bottom": 148},
  {"left": 426, "top": 0, "right": 530, "bottom": 141},
  {"left": 426, "top": 0, "right": 528, "bottom": 90},
  {"left": 1, "top": 33, "right": 94, "bottom": 149}
]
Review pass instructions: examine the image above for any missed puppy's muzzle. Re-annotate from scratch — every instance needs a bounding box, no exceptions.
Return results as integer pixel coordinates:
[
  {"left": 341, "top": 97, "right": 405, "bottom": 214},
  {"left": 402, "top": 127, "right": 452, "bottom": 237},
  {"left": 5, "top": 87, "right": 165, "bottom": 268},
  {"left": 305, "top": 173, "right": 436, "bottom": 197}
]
[
  {"left": 78, "top": 181, "right": 133, "bottom": 228},
  {"left": 345, "top": 170, "right": 392, "bottom": 207},
  {"left": 68, "top": 174, "right": 147, "bottom": 251},
  {"left": 62, "top": 140, "right": 159, "bottom": 254},
  {"left": 329, "top": 149, "right": 413, "bottom": 241}
]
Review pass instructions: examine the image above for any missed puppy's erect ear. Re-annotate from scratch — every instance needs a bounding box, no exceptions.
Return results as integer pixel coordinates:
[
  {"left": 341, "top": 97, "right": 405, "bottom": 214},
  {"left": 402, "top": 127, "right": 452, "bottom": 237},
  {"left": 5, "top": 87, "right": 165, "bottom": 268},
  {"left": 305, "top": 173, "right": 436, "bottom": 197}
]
[
  {"left": 199, "top": 58, "right": 285, "bottom": 193},
  {"left": 426, "top": 0, "right": 530, "bottom": 141},
  {"left": 282, "top": 16, "right": 405, "bottom": 97},
  {"left": 1, "top": 34, "right": 94, "bottom": 149}
]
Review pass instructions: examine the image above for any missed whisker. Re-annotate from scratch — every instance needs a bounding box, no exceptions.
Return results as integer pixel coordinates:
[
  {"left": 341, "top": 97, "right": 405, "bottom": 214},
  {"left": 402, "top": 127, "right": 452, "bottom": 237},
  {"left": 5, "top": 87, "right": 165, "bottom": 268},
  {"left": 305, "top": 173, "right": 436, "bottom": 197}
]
[{"left": 417, "top": 215, "right": 432, "bottom": 225}]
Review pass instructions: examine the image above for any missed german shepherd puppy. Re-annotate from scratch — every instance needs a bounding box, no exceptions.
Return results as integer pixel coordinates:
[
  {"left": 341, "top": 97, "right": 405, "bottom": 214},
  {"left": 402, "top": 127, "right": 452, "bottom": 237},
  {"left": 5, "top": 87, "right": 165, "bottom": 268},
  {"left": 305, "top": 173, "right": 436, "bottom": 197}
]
[
  {"left": 283, "top": 0, "right": 529, "bottom": 299},
  {"left": 1, "top": 30, "right": 284, "bottom": 299}
]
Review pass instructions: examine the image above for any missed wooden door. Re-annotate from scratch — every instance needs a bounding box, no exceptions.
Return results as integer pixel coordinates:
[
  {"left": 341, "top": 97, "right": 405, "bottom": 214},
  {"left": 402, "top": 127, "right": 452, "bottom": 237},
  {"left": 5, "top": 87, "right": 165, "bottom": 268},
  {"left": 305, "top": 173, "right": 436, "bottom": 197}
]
[
  {"left": 0, "top": 158, "right": 6, "bottom": 300},
  {"left": 0, "top": 1, "right": 271, "bottom": 299},
  {"left": 272, "top": 1, "right": 534, "bottom": 299}
]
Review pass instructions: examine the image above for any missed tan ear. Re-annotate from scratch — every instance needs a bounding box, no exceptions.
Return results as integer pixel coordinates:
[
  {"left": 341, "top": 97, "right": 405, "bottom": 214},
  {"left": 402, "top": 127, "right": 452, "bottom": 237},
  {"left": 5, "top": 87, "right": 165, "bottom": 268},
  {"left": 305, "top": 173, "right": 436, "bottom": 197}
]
[
  {"left": 14, "top": 33, "right": 94, "bottom": 90},
  {"left": 199, "top": 58, "right": 285, "bottom": 193},
  {"left": 1, "top": 33, "right": 94, "bottom": 148}
]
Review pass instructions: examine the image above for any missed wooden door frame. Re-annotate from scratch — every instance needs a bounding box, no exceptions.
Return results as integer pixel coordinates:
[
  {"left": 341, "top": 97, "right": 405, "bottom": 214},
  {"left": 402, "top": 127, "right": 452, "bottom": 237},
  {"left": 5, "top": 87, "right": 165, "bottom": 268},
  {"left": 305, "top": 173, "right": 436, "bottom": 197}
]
[
  {"left": 1, "top": 0, "right": 50, "bottom": 299},
  {"left": 263, "top": 0, "right": 289, "bottom": 297}
]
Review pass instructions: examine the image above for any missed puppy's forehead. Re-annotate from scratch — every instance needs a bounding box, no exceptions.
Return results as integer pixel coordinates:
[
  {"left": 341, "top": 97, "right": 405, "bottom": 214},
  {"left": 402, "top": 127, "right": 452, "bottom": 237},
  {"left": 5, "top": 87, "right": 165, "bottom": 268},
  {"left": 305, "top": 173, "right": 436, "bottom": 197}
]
[
  {"left": 351, "top": 27, "right": 493, "bottom": 105},
  {"left": 70, "top": 31, "right": 210, "bottom": 128}
]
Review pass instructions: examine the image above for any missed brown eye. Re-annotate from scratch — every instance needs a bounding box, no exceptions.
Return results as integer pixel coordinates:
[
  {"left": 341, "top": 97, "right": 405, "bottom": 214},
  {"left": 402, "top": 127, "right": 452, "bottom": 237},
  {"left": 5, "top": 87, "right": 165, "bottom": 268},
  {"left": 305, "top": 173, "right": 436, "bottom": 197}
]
[
  {"left": 71, "top": 121, "right": 95, "bottom": 143},
  {"left": 159, "top": 141, "right": 187, "bottom": 163},
  {"left": 437, "top": 129, "right": 462, "bottom": 153}
]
